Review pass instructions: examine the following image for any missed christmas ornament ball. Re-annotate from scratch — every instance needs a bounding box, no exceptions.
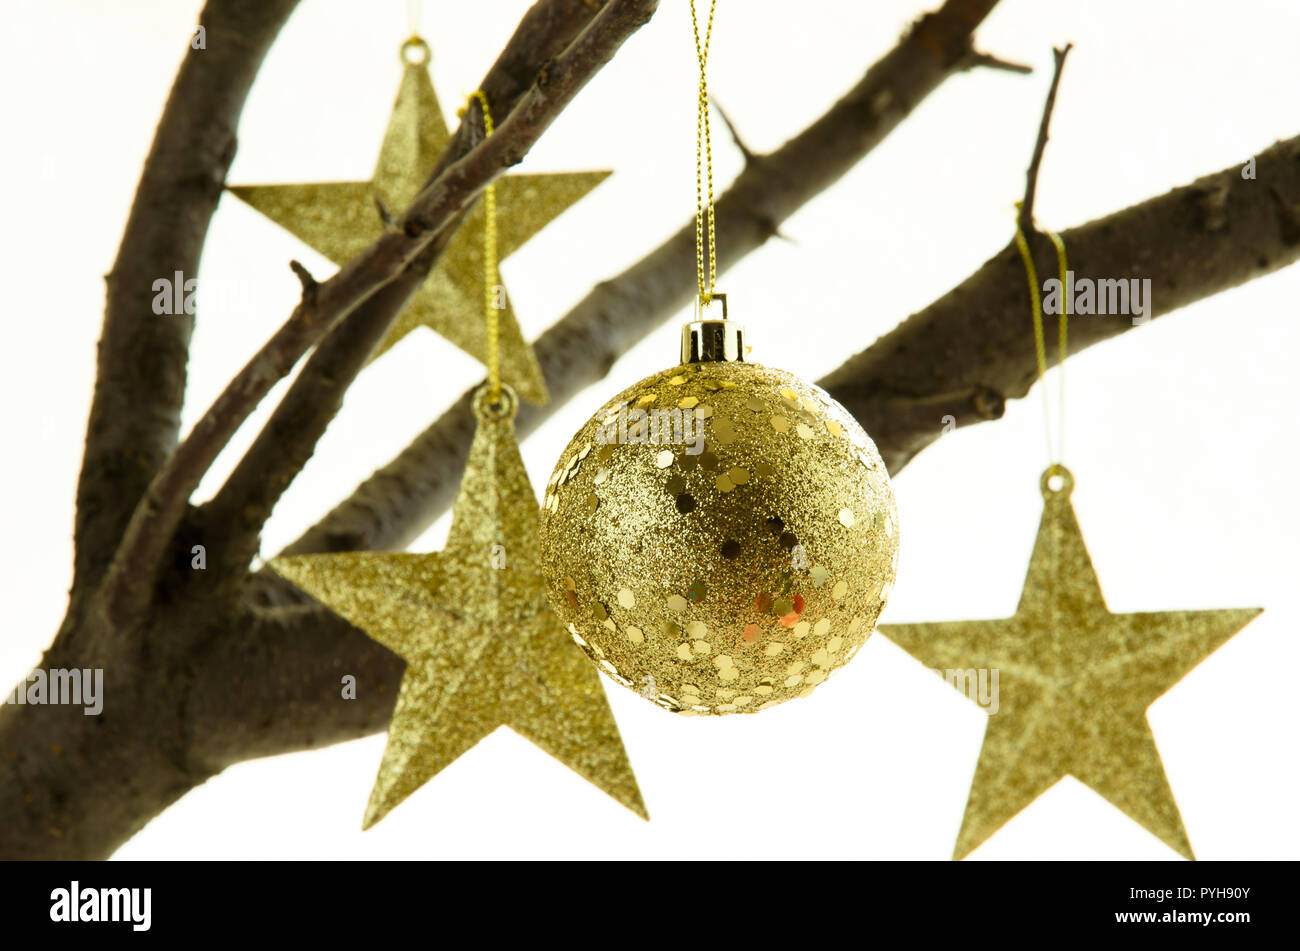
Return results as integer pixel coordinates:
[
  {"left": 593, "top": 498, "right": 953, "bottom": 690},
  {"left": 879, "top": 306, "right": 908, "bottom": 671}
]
[{"left": 538, "top": 320, "right": 899, "bottom": 715}]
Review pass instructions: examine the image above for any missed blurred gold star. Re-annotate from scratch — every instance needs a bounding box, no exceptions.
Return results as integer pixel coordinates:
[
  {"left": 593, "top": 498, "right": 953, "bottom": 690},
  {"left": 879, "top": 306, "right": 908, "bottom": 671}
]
[
  {"left": 272, "top": 387, "right": 646, "bottom": 827},
  {"left": 881, "top": 466, "right": 1260, "bottom": 860},
  {"left": 229, "top": 38, "right": 609, "bottom": 405}
]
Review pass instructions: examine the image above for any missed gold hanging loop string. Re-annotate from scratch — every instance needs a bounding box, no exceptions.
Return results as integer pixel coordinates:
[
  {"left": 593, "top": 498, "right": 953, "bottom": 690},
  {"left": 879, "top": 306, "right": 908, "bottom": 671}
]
[
  {"left": 1013, "top": 206, "right": 1070, "bottom": 473},
  {"left": 464, "top": 90, "right": 501, "bottom": 400},
  {"left": 691, "top": 0, "right": 719, "bottom": 307},
  {"left": 1045, "top": 229, "right": 1068, "bottom": 465}
]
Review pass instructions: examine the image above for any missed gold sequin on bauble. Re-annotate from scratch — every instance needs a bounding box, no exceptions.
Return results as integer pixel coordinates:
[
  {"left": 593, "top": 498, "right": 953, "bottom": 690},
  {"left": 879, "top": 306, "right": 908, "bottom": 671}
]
[{"left": 538, "top": 360, "right": 899, "bottom": 715}]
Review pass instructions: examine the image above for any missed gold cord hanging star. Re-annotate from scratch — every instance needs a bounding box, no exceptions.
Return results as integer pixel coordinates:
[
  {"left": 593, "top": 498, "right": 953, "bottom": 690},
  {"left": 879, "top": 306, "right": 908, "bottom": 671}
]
[
  {"left": 272, "top": 385, "right": 646, "bottom": 827},
  {"left": 228, "top": 37, "right": 609, "bottom": 405},
  {"left": 881, "top": 466, "right": 1260, "bottom": 860}
]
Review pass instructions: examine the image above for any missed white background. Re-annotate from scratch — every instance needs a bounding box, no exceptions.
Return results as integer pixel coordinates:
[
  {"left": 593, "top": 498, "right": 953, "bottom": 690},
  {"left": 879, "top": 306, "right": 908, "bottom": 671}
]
[{"left": 1, "top": 0, "right": 1297, "bottom": 860}]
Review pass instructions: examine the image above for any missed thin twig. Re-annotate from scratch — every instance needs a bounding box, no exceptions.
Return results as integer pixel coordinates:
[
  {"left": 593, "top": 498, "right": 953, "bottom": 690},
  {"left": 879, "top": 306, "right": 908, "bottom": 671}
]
[
  {"left": 289, "top": 260, "right": 318, "bottom": 301},
  {"left": 712, "top": 97, "right": 757, "bottom": 164},
  {"left": 961, "top": 49, "right": 1033, "bottom": 74},
  {"left": 1018, "top": 43, "right": 1072, "bottom": 234}
]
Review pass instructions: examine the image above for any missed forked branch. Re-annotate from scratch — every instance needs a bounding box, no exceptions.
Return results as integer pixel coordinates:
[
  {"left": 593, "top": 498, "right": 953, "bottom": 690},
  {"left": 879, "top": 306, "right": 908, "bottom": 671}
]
[{"left": 196, "top": 0, "right": 659, "bottom": 577}]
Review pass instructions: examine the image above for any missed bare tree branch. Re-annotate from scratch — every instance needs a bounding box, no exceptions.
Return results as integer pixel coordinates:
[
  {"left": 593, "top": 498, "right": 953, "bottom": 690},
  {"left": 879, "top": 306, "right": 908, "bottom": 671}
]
[
  {"left": 284, "top": 0, "right": 1008, "bottom": 559},
  {"left": 821, "top": 133, "right": 1300, "bottom": 471},
  {"left": 187, "top": 606, "right": 403, "bottom": 767},
  {"left": 71, "top": 0, "right": 301, "bottom": 600},
  {"left": 200, "top": 0, "right": 659, "bottom": 576}
]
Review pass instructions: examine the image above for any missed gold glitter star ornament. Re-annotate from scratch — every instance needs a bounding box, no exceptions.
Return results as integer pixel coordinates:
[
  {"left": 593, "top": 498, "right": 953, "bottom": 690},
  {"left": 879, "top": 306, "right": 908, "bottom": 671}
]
[
  {"left": 881, "top": 466, "right": 1260, "bottom": 859},
  {"left": 228, "top": 37, "right": 610, "bottom": 405},
  {"left": 538, "top": 318, "right": 899, "bottom": 715},
  {"left": 272, "top": 385, "right": 646, "bottom": 827}
]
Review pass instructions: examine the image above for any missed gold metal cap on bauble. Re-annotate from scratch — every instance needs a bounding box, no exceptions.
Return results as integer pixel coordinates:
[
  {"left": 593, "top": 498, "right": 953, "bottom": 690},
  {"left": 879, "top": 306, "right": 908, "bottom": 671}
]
[
  {"left": 681, "top": 316, "right": 744, "bottom": 364},
  {"left": 537, "top": 317, "right": 899, "bottom": 716}
]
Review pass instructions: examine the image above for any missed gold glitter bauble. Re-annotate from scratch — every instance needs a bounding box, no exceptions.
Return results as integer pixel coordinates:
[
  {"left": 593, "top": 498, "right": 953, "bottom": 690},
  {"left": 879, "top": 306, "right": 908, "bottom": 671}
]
[{"left": 538, "top": 320, "right": 899, "bottom": 715}]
